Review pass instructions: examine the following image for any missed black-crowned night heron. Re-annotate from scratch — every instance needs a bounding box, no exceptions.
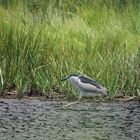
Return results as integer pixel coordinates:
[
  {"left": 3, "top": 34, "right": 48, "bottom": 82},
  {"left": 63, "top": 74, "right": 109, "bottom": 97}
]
[{"left": 61, "top": 74, "right": 109, "bottom": 107}]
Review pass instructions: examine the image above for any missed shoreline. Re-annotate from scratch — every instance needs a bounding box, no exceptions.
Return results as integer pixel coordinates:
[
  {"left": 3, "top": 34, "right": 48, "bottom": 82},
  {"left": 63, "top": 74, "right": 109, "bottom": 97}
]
[{"left": 0, "top": 93, "right": 139, "bottom": 102}]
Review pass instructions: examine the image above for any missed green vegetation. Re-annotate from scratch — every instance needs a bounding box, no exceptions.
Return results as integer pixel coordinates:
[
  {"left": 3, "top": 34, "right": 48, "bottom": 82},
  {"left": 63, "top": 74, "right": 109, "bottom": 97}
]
[{"left": 0, "top": 0, "right": 140, "bottom": 97}]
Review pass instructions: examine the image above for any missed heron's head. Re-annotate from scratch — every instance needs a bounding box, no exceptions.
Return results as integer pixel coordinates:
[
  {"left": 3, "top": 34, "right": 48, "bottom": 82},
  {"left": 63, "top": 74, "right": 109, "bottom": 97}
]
[{"left": 61, "top": 74, "right": 79, "bottom": 81}]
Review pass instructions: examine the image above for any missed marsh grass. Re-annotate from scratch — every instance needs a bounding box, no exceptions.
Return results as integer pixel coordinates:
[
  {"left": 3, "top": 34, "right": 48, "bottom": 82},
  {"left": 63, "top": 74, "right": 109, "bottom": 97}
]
[{"left": 0, "top": 0, "right": 140, "bottom": 98}]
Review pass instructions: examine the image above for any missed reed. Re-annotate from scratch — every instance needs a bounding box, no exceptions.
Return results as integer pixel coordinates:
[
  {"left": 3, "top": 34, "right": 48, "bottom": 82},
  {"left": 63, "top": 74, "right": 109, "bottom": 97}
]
[{"left": 0, "top": 0, "right": 139, "bottom": 97}]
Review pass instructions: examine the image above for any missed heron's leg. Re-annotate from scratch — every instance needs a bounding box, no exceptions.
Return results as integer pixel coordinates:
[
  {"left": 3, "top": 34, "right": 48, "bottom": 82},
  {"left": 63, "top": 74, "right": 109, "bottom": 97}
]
[
  {"left": 63, "top": 100, "right": 79, "bottom": 108},
  {"left": 63, "top": 95, "right": 82, "bottom": 108},
  {"left": 78, "top": 94, "right": 82, "bottom": 101}
]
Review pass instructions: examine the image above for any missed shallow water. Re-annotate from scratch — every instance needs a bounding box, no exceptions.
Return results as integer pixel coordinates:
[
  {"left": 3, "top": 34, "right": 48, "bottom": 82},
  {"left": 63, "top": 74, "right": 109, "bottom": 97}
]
[{"left": 0, "top": 99, "right": 140, "bottom": 140}]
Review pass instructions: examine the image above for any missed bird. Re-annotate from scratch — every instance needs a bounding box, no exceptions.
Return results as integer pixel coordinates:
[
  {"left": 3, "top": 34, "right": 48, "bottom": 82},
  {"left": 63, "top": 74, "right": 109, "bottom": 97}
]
[{"left": 61, "top": 74, "right": 109, "bottom": 107}]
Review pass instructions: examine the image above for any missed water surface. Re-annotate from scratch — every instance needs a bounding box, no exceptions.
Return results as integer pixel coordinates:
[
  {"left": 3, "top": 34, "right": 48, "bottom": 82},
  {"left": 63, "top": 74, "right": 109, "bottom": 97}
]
[{"left": 0, "top": 99, "right": 140, "bottom": 140}]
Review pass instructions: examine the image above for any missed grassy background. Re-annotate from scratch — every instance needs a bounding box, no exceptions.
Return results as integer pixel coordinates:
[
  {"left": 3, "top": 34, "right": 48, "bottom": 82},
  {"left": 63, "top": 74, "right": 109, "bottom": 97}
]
[{"left": 0, "top": 0, "right": 140, "bottom": 98}]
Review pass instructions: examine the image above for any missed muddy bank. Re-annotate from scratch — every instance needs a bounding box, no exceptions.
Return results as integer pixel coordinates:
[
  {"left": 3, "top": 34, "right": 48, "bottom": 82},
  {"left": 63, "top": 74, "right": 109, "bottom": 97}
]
[{"left": 0, "top": 99, "right": 140, "bottom": 140}]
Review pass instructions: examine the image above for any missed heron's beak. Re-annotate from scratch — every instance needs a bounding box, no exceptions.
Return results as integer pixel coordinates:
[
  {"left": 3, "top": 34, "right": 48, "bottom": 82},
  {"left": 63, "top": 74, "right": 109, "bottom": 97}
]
[{"left": 61, "top": 76, "right": 69, "bottom": 81}]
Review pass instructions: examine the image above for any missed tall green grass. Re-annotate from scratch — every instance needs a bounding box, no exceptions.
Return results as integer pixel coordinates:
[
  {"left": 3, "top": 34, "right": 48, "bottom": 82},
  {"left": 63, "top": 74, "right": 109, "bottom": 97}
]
[{"left": 0, "top": 0, "right": 140, "bottom": 97}]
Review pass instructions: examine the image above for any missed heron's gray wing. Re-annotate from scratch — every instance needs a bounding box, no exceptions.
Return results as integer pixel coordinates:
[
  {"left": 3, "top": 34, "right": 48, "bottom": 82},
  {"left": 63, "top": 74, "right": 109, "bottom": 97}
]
[{"left": 79, "top": 76, "right": 101, "bottom": 89}]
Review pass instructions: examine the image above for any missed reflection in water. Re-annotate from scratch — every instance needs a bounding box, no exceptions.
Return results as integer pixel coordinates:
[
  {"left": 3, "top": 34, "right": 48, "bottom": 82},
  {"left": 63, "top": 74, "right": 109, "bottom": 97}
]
[{"left": 0, "top": 99, "right": 140, "bottom": 140}]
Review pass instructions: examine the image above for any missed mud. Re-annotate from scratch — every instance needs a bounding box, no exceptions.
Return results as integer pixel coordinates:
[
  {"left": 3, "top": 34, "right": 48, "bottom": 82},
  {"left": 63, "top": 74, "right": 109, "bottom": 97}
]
[{"left": 0, "top": 99, "right": 140, "bottom": 140}]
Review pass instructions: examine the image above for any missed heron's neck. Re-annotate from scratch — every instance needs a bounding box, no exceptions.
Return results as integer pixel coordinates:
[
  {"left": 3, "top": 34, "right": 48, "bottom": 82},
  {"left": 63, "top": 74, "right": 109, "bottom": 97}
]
[{"left": 69, "top": 76, "right": 79, "bottom": 85}]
